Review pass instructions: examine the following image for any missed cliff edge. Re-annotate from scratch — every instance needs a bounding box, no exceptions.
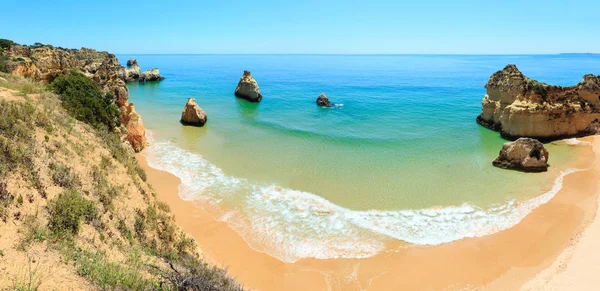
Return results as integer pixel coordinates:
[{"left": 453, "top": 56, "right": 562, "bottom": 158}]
[
  {"left": 476, "top": 64, "right": 600, "bottom": 141},
  {"left": 0, "top": 43, "right": 148, "bottom": 151}
]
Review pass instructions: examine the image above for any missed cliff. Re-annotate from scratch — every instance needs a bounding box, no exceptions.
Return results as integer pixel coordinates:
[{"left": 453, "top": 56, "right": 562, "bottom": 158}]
[
  {"left": 476, "top": 64, "right": 600, "bottom": 141},
  {"left": 0, "top": 43, "right": 147, "bottom": 151},
  {"left": 0, "top": 76, "right": 242, "bottom": 290}
]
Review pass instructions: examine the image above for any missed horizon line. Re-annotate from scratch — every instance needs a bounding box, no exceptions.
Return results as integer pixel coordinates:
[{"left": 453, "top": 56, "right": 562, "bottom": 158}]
[{"left": 113, "top": 52, "right": 599, "bottom": 56}]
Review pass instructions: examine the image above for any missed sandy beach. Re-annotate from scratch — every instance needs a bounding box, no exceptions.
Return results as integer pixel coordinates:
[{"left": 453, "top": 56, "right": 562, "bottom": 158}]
[{"left": 136, "top": 135, "right": 600, "bottom": 290}]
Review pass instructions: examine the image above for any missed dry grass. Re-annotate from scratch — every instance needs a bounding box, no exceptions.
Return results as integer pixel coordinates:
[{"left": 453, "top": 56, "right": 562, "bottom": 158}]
[{"left": 0, "top": 72, "right": 243, "bottom": 291}]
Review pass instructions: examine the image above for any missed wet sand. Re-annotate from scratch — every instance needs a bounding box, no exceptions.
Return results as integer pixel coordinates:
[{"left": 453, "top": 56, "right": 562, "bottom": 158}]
[{"left": 136, "top": 135, "right": 600, "bottom": 290}]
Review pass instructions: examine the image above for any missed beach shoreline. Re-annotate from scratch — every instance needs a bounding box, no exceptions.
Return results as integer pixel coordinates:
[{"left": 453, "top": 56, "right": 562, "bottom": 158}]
[{"left": 136, "top": 135, "right": 600, "bottom": 290}]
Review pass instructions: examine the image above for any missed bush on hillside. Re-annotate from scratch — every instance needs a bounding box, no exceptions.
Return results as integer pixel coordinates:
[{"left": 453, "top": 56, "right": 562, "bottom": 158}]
[
  {"left": 48, "top": 189, "right": 97, "bottom": 236},
  {"left": 49, "top": 73, "right": 120, "bottom": 130}
]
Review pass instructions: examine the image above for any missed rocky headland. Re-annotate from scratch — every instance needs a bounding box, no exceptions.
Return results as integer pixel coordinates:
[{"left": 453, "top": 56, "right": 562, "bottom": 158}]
[
  {"left": 476, "top": 64, "right": 600, "bottom": 141},
  {"left": 181, "top": 97, "right": 208, "bottom": 126},
  {"left": 0, "top": 43, "right": 150, "bottom": 151},
  {"left": 235, "top": 70, "right": 262, "bottom": 102}
]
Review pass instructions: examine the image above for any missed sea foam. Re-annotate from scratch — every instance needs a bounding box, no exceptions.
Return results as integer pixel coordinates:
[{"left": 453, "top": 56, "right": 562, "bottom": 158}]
[{"left": 144, "top": 131, "right": 584, "bottom": 263}]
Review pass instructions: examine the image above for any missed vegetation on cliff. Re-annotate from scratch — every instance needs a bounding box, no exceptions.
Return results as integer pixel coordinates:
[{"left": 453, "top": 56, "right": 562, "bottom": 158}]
[
  {"left": 0, "top": 73, "right": 242, "bottom": 290},
  {"left": 49, "top": 73, "right": 121, "bottom": 130}
]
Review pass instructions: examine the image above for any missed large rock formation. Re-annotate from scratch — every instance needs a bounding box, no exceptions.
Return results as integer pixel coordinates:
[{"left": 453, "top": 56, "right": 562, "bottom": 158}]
[
  {"left": 234, "top": 70, "right": 262, "bottom": 102},
  {"left": 316, "top": 92, "right": 332, "bottom": 107},
  {"left": 1, "top": 44, "right": 148, "bottom": 152},
  {"left": 125, "top": 58, "right": 141, "bottom": 82},
  {"left": 121, "top": 103, "right": 148, "bottom": 152},
  {"left": 126, "top": 58, "right": 138, "bottom": 67},
  {"left": 181, "top": 98, "right": 207, "bottom": 126},
  {"left": 477, "top": 64, "right": 600, "bottom": 141},
  {"left": 139, "top": 68, "right": 164, "bottom": 82},
  {"left": 493, "top": 138, "right": 549, "bottom": 172}
]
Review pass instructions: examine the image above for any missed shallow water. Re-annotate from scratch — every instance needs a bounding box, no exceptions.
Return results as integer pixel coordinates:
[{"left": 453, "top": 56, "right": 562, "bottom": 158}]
[{"left": 122, "top": 54, "right": 600, "bottom": 262}]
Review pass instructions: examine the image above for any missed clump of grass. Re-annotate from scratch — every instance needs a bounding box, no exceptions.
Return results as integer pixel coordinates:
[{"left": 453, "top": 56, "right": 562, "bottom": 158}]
[
  {"left": 11, "top": 258, "right": 42, "bottom": 291},
  {"left": 18, "top": 214, "right": 48, "bottom": 251},
  {"left": 67, "top": 248, "right": 158, "bottom": 291},
  {"left": 91, "top": 166, "right": 122, "bottom": 211},
  {"left": 0, "top": 72, "right": 45, "bottom": 94},
  {"left": 47, "top": 189, "right": 97, "bottom": 236},
  {"left": 49, "top": 162, "right": 80, "bottom": 188},
  {"left": 0, "top": 100, "right": 36, "bottom": 177},
  {"left": 117, "top": 219, "right": 133, "bottom": 243}
]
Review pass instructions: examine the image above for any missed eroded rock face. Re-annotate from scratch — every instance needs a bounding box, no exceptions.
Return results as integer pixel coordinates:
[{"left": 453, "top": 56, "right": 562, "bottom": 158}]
[
  {"left": 3, "top": 45, "right": 147, "bottom": 152},
  {"left": 125, "top": 59, "right": 141, "bottom": 82},
  {"left": 121, "top": 103, "right": 148, "bottom": 152},
  {"left": 477, "top": 64, "right": 600, "bottom": 141},
  {"left": 181, "top": 98, "right": 207, "bottom": 126},
  {"left": 126, "top": 58, "right": 138, "bottom": 67},
  {"left": 139, "top": 68, "right": 164, "bottom": 82},
  {"left": 493, "top": 138, "right": 549, "bottom": 172},
  {"left": 316, "top": 92, "right": 332, "bottom": 107},
  {"left": 235, "top": 70, "right": 262, "bottom": 102}
]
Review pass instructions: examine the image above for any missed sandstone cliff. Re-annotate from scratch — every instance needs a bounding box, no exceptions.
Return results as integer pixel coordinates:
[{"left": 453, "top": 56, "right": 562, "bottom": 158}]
[
  {"left": 477, "top": 64, "right": 600, "bottom": 141},
  {"left": 1, "top": 44, "right": 147, "bottom": 151}
]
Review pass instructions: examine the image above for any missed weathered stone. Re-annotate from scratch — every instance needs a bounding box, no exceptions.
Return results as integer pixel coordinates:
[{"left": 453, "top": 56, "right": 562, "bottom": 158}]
[
  {"left": 126, "top": 58, "right": 138, "bottom": 67},
  {"left": 3, "top": 44, "right": 148, "bottom": 152},
  {"left": 234, "top": 70, "right": 262, "bottom": 102},
  {"left": 316, "top": 92, "right": 332, "bottom": 107},
  {"left": 181, "top": 98, "right": 207, "bottom": 126},
  {"left": 140, "top": 68, "right": 164, "bottom": 82},
  {"left": 476, "top": 64, "right": 600, "bottom": 141},
  {"left": 492, "top": 138, "right": 549, "bottom": 172}
]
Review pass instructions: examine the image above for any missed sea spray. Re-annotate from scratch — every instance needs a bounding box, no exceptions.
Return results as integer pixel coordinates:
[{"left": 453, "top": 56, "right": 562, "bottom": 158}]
[{"left": 144, "top": 131, "right": 590, "bottom": 263}]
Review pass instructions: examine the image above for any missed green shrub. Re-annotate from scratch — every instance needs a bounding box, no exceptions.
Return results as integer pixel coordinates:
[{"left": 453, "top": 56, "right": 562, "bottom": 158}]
[
  {"left": 528, "top": 81, "right": 548, "bottom": 99},
  {"left": 49, "top": 73, "right": 120, "bottom": 130},
  {"left": 12, "top": 57, "right": 25, "bottom": 62},
  {"left": 48, "top": 189, "right": 97, "bottom": 236},
  {"left": 49, "top": 162, "right": 81, "bottom": 188},
  {"left": 0, "top": 39, "right": 17, "bottom": 49}
]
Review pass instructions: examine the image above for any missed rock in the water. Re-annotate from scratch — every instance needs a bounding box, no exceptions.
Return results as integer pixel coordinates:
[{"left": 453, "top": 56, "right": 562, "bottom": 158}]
[
  {"left": 476, "top": 64, "right": 600, "bottom": 141},
  {"left": 492, "top": 138, "right": 549, "bottom": 172},
  {"left": 234, "top": 70, "right": 262, "bottom": 102},
  {"left": 181, "top": 98, "right": 207, "bottom": 126},
  {"left": 126, "top": 58, "right": 138, "bottom": 67},
  {"left": 125, "top": 60, "right": 141, "bottom": 82},
  {"left": 316, "top": 92, "right": 332, "bottom": 107},
  {"left": 140, "top": 68, "right": 164, "bottom": 82}
]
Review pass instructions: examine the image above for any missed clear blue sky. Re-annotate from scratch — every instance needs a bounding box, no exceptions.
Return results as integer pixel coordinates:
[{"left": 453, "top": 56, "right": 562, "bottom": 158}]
[{"left": 2, "top": 0, "right": 598, "bottom": 54}]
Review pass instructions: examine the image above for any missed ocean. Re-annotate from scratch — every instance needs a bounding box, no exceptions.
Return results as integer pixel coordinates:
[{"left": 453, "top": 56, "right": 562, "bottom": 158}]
[{"left": 119, "top": 54, "right": 600, "bottom": 262}]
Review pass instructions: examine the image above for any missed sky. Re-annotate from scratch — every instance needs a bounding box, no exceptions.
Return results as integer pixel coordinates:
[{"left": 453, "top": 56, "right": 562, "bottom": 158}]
[{"left": 2, "top": 0, "right": 599, "bottom": 54}]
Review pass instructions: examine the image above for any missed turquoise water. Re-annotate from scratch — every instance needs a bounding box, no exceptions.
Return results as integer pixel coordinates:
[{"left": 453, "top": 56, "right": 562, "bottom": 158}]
[{"left": 121, "top": 54, "right": 599, "bottom": 262}]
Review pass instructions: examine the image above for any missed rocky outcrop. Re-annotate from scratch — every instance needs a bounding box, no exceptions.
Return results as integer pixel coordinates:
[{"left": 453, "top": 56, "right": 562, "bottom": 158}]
[
  {"left": 1, "top": 44, "right": 147, "bottom": 151},
  {"left": 316, "top": 92, "right": 332, "bottom": 107},
  {"left": 234, "top": 70, "right": 262, "bottom": 102},
  {"left": 477, "top": 64, "right": 600, "bottom": 141},
  {"left": 121, "top": 103, "right": 147, "bottom": 152},
  {"left": 139, "top": 68, "right": 164, "bottom": 82},
  {"left": 181, "top": 98, "right": 207, "bottom": 126},
  {"left": 126, "top": 58, "right": 138, "bottom": 67},
  {"left": 492, "top": 138, "right": 549, "bottom": 172},
  {"left": 125, "top": 59, "right": 141, "bottom": 82}
]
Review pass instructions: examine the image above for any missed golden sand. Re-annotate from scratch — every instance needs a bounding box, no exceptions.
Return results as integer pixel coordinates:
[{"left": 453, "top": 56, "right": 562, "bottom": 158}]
[{"left": 137, "top": 135, "right": 600, "bottom": 290}]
